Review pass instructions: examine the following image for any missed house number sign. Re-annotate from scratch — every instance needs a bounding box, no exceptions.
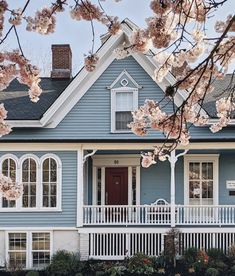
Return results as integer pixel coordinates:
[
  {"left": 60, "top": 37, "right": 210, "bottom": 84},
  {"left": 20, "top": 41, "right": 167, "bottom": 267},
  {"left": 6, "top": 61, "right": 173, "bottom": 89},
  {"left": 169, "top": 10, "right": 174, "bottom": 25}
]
[
  {"left": 226, "top": 181, "right": 235, "bottom": 189},
  {"left": 114, "top": 160, "right": 119, "bottom": 164}
]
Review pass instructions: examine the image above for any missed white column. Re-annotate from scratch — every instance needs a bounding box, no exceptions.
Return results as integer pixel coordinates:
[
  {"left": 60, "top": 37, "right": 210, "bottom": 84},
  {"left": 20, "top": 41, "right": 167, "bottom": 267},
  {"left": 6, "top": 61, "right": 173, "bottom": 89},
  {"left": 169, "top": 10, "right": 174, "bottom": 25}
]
[
  {"left": 170, "top": 150, "right": 176, "bottom": 227},
  {"left": 168, "top": 149, "right": 188, "bottom": 228},
  {"left": 77, "top": 147, "right": 84, "bottom": 227}
]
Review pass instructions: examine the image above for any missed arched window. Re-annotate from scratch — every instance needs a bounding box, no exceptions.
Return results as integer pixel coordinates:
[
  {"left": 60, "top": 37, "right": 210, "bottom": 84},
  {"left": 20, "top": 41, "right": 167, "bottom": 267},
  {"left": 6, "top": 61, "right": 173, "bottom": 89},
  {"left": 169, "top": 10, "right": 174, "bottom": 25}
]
[
  {"left": 22, "top": 158, "right": 37, "bottom": 208},
  {"left": 2, "top": 157, "right": 17, "bottom": 208},
  {"left": 42, "top": 158, "right": 57, "bottom": 208}
]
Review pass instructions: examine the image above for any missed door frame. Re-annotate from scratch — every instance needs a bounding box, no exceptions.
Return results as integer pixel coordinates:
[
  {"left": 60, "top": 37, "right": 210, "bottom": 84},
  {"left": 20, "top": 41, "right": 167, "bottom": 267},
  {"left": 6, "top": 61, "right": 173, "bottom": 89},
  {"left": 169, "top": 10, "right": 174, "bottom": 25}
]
[
  {"left": 92, "top": 155, "right": 141, "bottom": 205},
  {"left": 184, "top": 154, "right": 219, "bottom": 205}
]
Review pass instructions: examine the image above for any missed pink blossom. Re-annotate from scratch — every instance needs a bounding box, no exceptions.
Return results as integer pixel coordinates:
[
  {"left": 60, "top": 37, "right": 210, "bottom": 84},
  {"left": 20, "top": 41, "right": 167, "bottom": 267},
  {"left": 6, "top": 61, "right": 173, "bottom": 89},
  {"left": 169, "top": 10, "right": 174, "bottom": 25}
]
[{"left": 141, "top": 153, "right": 156, "bottom": 168}]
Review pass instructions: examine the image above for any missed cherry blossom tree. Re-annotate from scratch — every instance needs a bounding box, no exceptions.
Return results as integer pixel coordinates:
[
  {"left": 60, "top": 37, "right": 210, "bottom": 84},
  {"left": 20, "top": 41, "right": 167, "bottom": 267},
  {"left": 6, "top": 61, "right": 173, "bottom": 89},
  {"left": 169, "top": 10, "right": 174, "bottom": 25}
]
[{"left": 0, "top": 0, "right": 234, "bottom": 197}]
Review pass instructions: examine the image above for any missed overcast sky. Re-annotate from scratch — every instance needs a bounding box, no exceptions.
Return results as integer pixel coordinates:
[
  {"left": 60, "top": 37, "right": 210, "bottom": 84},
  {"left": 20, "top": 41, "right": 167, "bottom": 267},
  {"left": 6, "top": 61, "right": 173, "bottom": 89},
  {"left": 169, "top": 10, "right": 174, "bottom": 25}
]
[{"left": 1, "top": 0, "right": 234, "bottom": 76}]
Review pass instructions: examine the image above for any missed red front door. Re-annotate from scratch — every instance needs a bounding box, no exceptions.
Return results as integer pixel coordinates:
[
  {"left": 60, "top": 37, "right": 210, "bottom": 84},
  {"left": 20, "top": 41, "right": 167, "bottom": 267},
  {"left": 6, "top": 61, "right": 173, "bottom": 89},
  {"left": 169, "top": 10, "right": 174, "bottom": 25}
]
[{"left": 105, "top": 167, "right": 128, "bottom": 205}]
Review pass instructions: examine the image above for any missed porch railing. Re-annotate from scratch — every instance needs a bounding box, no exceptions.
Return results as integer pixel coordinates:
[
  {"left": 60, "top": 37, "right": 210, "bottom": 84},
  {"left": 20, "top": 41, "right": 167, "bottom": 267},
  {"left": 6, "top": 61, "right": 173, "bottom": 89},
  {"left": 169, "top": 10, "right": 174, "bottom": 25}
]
[
  {"left": 176, "top": 205, "right": 235, "bottom": 225},
  {"left": 83, "top": 205, "right": 171, "bottom": 225},
  {"left": 83, "top": 205, "right": 235, "bottom": 226}
]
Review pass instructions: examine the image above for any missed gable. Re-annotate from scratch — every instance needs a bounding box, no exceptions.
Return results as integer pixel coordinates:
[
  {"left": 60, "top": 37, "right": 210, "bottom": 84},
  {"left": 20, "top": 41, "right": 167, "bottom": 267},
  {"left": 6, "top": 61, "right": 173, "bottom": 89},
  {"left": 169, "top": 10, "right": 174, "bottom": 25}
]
[{"left": 2, "top": 55, "right": 235, "bottom": 141}]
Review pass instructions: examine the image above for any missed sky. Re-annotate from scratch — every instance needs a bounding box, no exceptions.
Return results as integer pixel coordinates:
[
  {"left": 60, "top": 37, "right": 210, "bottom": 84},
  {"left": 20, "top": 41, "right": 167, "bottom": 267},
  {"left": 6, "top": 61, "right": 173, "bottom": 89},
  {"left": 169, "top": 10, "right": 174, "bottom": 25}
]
[{"left": 1, "top": 0, "right": 234, "bottom": 76}]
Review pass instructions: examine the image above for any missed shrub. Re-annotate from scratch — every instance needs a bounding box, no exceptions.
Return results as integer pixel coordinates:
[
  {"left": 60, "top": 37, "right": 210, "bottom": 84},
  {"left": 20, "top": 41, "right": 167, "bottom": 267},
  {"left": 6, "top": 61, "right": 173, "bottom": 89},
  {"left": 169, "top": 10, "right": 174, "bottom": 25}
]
[
  {"left": 183, "top": 248, "right": 198, "bottom": 265},
  {"left": 46, "top": 250, "right": 81, "bottom": 276},
  {"left": 228, "top": 244, "right": 235, "bottom": 259},
  {"left": 26, "top": 272, "right": 40, "bottom": 276},
  {"left": 207, "top": 248, "right": 225, "bottom": 261},
  {"left": 126, "top": 253, "right": 155, "bottom": 275},
  {"left": 205, "top": 267, "right": 220, "bottom": 276}
]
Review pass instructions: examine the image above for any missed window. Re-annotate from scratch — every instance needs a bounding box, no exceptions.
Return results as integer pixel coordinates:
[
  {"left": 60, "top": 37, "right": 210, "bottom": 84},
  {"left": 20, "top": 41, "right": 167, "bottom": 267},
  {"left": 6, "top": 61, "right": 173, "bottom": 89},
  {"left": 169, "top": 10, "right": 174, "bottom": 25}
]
[
  {"left": 111, "top": 88, "right": 138, "bottom": 132},
  {"left": 184, "top": 155, "right": 219, "bottom": 205},
  {"left": 7, "top": 232, "right": 51, "bottom": 269},
  {"left": 8, "top": 233, "right": 27, "bottom": 268},
  {"left": 32, "top": 233, "right": 50, "bottom": 268},
  {"left": 22, "top": 158, "right": 37, "bottom": 208},
  {"left": 2, "top": 157, "right": 17, "bottom": 208},
  {"left": 42, "top": 158, "right": 57, "bottom": 208},
  {"left": 0, "top": 154, "right": 61, "bottom": 211}
]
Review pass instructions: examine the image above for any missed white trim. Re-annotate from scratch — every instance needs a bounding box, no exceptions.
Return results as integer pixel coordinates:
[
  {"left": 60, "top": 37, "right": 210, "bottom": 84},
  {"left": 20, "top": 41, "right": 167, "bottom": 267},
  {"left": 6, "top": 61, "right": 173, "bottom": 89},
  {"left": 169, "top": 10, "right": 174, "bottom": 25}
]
[
  {"left": 40, "top": 32, "right": 124, "bottom": 128},
  {"left": 92, "top": 154, "right": 141, "bottom": 167},
  {"left": 2, "top": 227, "right": 77, "bottom": 230},
  {"left": 107, "top": 69, "right": 142, "bottom": 89},
  {"left": 184, "top": 154, "right": 219, "bottom": 205},
  {"left": 92, "top": 155, "right": 140, "bottom": 205},
  {"left": 0, "top": 153, "right": 62, "bottom": 212},
  {"left": 5, "top": 230, "right": 52, "bottom": 269},
  {"left": 77, "top": 147, "right": 84, "bottom": 227},
  {"left": 5, "top": 120, "right": 43, "bottom": 128},
  {"left": 1, "top": 142, "right": 235, "bottom": 151},
  {"left": 110, "top": 87, "right": 138, "bottom": 133}
]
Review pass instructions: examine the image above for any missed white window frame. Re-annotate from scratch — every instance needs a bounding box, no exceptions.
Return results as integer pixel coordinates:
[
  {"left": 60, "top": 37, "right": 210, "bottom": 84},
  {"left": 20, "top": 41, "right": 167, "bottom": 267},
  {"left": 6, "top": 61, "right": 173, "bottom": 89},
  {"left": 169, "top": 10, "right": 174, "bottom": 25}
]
[
  {"left": 111, "top": 87, "right": 138, "bottom": 133},
  {"left": 5, "top": 231, "right": 52, "bottom": 269},
  {"left": 184, "top": 154, "right": 219, "bottom": 205},
  {"left": 0, "top": 154, "right": 62, "bottom": 212},
  {"left": 19, "top": 154, "right": 40, "bottom": 210},
  {"left": 40, "top": 154, "right": 62, "bottom": 211},
  {"left": 92, "top": 155, "right": 141, "bottom": 205}
]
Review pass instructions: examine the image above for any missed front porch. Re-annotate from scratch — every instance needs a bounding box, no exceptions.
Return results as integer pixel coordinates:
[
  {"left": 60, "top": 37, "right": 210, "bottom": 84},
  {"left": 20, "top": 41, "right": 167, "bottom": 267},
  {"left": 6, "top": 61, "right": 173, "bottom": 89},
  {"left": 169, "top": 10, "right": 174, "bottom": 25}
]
[
  {"left": 83, "top": 204, "right": 235, "bottom": 226},
  {"left": 78, "top": 144, "right": 235, "bottom": 228}
]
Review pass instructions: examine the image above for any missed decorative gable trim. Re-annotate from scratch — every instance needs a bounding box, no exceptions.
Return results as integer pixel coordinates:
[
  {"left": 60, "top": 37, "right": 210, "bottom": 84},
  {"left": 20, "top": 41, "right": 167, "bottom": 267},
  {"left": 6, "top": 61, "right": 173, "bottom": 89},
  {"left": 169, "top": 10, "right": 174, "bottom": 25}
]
[{"left": 107, "top": 70, "right": 142, "bottom": 89}]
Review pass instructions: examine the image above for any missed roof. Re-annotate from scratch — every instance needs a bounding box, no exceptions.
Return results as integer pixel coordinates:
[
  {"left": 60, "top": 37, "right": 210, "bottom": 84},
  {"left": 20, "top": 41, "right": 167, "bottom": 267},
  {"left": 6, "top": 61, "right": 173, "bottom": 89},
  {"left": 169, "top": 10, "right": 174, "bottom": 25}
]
[
  {"left": 0, "top": 78, "right": 71, "bottom": 120},
  {"left": 203, "top": 74, "right": 235, "bottom": 118},
  {"left": 0, "top": 18, "right": 233, "bottom": 125}
]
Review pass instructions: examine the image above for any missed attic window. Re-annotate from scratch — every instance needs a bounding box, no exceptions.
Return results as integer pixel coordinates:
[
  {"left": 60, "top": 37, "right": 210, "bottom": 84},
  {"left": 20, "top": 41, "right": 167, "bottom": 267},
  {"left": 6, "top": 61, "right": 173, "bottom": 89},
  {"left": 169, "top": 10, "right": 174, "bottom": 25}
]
[{"left": 111, "top": 88, "right": 138, "bottom": 132}]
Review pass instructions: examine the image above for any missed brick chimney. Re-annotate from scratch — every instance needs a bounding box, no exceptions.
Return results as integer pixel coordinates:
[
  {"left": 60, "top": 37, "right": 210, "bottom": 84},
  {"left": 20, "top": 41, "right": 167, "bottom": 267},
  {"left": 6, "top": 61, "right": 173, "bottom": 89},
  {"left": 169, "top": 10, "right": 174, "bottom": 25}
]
[{"left": 51, "top": 44, "right": 72, "bottom": 79}]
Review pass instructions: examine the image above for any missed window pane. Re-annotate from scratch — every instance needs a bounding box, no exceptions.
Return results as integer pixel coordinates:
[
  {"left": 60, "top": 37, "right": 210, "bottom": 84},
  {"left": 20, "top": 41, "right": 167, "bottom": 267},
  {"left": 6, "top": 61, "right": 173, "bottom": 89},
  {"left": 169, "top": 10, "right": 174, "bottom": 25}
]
[
  {"left": 42, "top": 158, "right": 58, "bottom": 208},
  {"left": 132, "top": 167, "right": 136, "bottom": 205},
  {"left": 202, "top": 181, "right": 213, "bottom": 198},
  {"left": 189, "top": 162, "right": 200, "bottom": 179},
  {"left": 32, "top": 233, "right": 50, "bottom": 268},
  {"left": 2, "top": 158, "right": 16, "bottom": 208},
  {"left": 116, "top": 92, "right": 133, "bottom": 111},
  {"left": 116, "top": 111, "right": 132, "bottom": 130},
  {"left": 189, "top": 181, "right": 200, "bottom": 198},
  {"left": 9, "top": 233, "right": 26, "bottom": 250},
  {"left": 9, "top": 252, "right": 26, "bottom": 268},
  {"left": 22, "top": 158, "right": 37, "bottom": 208},
  {"left": 202, "top": 162, "right": 213, "bottom": 180},
  {"left": 97, "top": 168, "right": 101, "bottom": 205}
]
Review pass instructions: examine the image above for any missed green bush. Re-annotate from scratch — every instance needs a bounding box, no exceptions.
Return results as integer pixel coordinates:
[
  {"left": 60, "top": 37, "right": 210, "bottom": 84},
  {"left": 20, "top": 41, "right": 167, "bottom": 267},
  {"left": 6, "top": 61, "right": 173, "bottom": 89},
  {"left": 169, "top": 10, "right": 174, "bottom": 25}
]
[
  {"left": 183, "top": 247, "right": 198, "bottom": 265},
  {"left": 126, "top": 253, "right": 155, "bottom": 275},
  {"left": 205, "top": 267, "right": 220, "bottom": 276},
  {"left": 25, "top": 272, "right": 40, "bottom": 276},
  {"left": 207, "top": 248, "right": 225, "bottom": 261},
  {"left": 46, "top": 250, "right": 81, "bottom": 276}
]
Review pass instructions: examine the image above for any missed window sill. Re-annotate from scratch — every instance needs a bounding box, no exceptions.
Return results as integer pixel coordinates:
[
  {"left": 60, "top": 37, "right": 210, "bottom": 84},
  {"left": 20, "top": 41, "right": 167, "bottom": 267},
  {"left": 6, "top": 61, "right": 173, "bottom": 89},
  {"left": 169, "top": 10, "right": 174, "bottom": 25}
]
[
  {"left": 0, "top": 208, "right": 62, "bottom": 212},
  {"left": 111, "top": 130, "right": 133, "bottom": 134}
]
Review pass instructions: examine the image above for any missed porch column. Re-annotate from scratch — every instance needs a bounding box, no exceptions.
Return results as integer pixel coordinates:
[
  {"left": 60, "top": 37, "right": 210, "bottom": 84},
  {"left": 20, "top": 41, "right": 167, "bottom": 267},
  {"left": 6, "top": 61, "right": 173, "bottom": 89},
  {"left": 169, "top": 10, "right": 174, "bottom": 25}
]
[
  {"left": 169, "top": 150, "right": 176, "bottom": 227},
  {"left": 77, "top": 147, "right": 84, "bottom": 227},
  {"left": 168, "top": 149, "right": 188, "bottom": 227}
]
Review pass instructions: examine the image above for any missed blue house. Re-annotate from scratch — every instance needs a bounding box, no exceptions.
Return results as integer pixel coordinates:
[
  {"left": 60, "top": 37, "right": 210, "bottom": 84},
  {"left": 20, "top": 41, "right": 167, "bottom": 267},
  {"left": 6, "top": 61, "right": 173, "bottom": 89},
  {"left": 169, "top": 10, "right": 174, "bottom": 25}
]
[{"left": 1, "top": 19, "right": 235, "bottom": 269}]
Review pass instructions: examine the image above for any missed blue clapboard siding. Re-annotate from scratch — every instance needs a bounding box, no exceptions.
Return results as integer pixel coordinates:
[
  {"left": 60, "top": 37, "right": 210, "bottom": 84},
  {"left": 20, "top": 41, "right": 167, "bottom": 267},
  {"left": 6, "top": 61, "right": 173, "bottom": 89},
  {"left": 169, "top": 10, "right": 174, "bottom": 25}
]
[
  {"left": 141, "top": 161, "right": 171, "bottom": 204},
  {"left": 87, "top": 150, "right": 235, "bottom": 206},
  {"left": 0, "top": 151, "right": 77, "bottom": 227},
  {"left": 1, "top": 56, "right": 235, "bottom": 141},
  {"left": 0, "top": 56, "right": 174, "bottom": 141}
]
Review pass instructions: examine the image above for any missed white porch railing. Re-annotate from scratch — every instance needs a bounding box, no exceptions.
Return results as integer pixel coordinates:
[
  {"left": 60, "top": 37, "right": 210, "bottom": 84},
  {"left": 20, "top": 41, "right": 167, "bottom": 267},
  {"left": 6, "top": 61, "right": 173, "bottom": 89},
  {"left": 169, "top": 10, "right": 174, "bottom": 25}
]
[
  {"left": 83, "top": 205, "right": 171, "bottom": 225},
  {"left": 83, "top": 205, "right": 235, "bottom": 226},
  {"left": 176, "top": 205, "right": 235, "bottom": 225}
]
